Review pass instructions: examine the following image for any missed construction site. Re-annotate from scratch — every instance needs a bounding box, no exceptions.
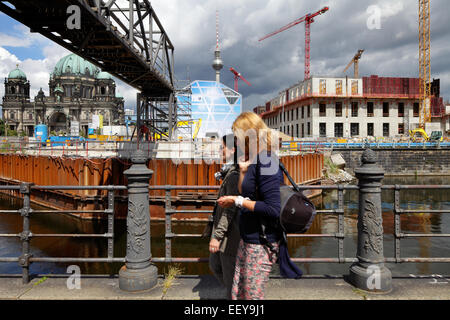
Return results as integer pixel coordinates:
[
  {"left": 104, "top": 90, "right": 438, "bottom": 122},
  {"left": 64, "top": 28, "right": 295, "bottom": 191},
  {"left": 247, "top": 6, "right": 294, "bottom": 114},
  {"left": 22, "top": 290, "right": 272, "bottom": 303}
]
[
  {"left": 133, "top": 2, "right": 449, "bottom": 144},
  {"left": 0, "top": 1, "right": 448, "bottom": 301},
  {"left": 253, "top": 5, "right": 449, "bottom": 145},
  {"left": 1, "top": 2, "right": 448, "bottom": 146},
  {"left": 0, "top": 1, "right": 447, "bottom": 219}
]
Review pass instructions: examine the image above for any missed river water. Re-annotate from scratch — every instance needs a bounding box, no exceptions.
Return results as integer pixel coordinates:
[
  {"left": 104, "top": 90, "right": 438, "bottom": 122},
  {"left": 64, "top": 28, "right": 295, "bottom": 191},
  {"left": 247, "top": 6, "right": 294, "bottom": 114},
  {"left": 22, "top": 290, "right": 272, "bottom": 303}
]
[{"left": 0, "top": 176, "right": 448, "bottom": 277}]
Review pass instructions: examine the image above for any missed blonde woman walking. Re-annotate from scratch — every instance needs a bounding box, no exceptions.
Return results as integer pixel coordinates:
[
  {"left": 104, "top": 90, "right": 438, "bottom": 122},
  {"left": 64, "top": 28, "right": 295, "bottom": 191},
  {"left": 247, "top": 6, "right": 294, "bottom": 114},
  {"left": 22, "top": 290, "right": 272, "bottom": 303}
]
[{"left": 217, "top": 112, "right": 293, "bottom": 300}]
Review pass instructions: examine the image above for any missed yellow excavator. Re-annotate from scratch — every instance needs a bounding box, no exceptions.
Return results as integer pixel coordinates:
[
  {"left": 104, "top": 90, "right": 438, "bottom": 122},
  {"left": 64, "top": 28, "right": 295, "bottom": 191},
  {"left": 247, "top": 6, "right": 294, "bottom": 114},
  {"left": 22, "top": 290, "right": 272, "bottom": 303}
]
[
  {"left": 409, "top": 128, "right": 443, "bottom": 142},
  {"left": 153, "top": 119, "right": 202, "bottom": 140},
  {"left": 174, "top": 119, "right": 202, "bottom": 140}
]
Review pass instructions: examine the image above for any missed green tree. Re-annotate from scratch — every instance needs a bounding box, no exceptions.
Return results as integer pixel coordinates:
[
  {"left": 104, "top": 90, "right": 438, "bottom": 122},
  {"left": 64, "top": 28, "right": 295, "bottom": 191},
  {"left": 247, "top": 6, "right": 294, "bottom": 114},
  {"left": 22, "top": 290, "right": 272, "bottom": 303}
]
[
  {"left": 0, "top": 119, "right": 6, "bottom": 136},
  {"left": 0, "top": 119, "right": 18, "bottom": 136}
]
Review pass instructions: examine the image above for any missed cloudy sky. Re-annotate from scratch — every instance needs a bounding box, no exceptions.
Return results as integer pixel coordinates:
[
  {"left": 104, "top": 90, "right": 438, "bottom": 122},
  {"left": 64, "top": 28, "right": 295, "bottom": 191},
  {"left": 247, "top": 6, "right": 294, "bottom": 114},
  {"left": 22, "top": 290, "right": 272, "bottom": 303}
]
[{"left": 0, "top": 0, "right": 449, "bottom": 112}]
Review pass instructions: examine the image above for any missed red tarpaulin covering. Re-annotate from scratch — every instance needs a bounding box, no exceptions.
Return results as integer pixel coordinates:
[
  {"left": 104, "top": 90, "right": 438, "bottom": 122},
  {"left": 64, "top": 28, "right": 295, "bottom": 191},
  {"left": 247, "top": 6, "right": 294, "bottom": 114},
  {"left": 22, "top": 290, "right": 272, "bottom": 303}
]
[{"left": 363, "top": 75, "right": 420, "bottom": 97}]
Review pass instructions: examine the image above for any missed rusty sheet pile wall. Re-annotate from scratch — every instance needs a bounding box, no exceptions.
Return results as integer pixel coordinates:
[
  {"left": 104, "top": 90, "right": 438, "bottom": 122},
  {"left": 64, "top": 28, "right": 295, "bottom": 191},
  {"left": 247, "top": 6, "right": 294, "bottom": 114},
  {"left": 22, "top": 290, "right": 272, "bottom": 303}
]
[
  {"left": 0, "top": 153, "right": 323, "bottom": 219},
  {"left": 281, "top": 153, "right": 323, "bottom": 185}
]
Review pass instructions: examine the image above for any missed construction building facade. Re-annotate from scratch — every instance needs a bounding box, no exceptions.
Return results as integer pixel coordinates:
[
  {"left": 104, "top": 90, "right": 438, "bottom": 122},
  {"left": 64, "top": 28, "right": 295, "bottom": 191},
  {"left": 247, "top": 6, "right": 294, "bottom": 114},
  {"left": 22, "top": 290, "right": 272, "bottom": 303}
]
[{"left": 257, "top": 75, "right": 447, "bottom": 139}]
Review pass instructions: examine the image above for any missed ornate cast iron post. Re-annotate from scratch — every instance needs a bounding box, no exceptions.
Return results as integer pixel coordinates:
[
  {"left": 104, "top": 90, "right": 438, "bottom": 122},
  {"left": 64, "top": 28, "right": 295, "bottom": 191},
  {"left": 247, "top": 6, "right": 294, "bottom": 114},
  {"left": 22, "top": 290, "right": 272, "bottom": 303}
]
[
  {"left": 119, "top": 150, "right": 158, "bottom": 291},
  {"left": 349, "top": 149, "right": 392, "bottom": 292},
  {"left": 19, "top": 183, "right": 33, "bottom": 284}
]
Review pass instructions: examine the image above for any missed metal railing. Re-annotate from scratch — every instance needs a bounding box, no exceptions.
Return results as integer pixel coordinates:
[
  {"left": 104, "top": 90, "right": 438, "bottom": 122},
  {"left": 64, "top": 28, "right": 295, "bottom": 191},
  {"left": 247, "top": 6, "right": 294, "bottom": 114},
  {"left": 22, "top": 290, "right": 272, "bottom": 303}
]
[
  {"left": 285, "top": 184, "right": 354, "bottom": 264},
  {"left": 155, "top": 184, "right": 450, "bottom": 265},
  {"left": 390, "top": 184, "right": 450, "bottom": 263},
  {"left": 0, "top": 184, "right": 127, "bottom": 284},
  {"left": 153, "top": 184, "right": 354, "bottom": 264},
  {"left": 0, "top": 149, "right": 448, "bottom": 293},
  {"left": 1, "top": 183, "right": 448, "bottom": 280},
  {"left": 153, "top": 185, "right": 219, "bottom": 264}
]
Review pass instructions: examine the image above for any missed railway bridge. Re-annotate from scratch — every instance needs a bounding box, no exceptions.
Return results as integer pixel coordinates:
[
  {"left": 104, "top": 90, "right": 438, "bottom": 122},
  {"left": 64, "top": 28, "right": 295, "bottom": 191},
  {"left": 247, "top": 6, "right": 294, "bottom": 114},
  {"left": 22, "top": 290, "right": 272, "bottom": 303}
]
[{"left": 0, "top": 0, "right": 176, "bottom": 140}]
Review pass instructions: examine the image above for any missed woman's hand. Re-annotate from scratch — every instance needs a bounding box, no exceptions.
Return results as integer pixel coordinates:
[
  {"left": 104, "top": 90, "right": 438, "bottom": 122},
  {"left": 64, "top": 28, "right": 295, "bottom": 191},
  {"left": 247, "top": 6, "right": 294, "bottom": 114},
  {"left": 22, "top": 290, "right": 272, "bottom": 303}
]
[
  {"left": 209, "top": 238, "right": 221, "bottom": 253},
  {"left": 217, "top": 195, "right": 236, "bottom": 208}
]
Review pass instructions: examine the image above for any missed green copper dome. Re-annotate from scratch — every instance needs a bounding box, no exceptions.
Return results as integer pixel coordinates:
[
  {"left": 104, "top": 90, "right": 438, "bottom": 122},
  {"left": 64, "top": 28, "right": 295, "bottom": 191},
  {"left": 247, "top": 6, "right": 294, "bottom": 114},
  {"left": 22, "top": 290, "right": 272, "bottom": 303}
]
[
  {"left": 52, "top": 53, "right": 100, "bottom": 78},
  {"left": 8, "top": 67, "right": 27, "bottom": 80},
  {"left": 96, "top": 71, "right": 113, "bottom": 80}
]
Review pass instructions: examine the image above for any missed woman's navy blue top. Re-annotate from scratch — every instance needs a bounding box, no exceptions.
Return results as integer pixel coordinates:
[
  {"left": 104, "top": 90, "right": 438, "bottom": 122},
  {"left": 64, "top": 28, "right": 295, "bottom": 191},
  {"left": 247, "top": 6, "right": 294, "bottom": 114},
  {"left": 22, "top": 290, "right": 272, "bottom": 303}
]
[
  {"left": 239, "top": 153, "right": 283, "bottom": 244},
  {"left": 238, "top": 152, "right": 304, "bottom": 279}
]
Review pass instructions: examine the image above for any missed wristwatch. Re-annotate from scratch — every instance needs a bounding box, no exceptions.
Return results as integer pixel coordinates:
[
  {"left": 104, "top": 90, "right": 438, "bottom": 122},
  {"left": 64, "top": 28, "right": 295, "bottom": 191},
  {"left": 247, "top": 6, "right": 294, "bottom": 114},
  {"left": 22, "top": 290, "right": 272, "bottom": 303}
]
[{"left": 234, "top": 196, "right": 249, "bottom": 208}]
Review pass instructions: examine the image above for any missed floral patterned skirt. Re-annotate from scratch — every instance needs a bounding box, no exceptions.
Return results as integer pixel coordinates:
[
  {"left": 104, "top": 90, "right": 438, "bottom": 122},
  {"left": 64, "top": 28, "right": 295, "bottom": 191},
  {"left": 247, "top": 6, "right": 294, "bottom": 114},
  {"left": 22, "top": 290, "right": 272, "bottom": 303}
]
[{"left": 231, "top": 239, "right": 279, "bottom": 300}]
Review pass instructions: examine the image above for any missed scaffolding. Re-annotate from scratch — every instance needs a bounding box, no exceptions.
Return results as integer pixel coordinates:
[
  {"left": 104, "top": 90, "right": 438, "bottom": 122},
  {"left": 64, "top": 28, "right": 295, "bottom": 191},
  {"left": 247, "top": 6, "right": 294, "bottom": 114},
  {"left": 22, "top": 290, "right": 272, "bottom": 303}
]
[
  {"left": 135, "top": 93, "right": 175, "bottom": 141},
  {"left": 174, "top": 81, "right": 194, "bottom": 140}
]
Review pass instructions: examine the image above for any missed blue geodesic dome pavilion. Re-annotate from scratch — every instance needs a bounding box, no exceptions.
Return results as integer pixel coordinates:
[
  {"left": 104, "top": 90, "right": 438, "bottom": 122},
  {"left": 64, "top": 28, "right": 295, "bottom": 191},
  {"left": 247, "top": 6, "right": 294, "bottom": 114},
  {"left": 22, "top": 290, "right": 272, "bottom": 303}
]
[{"left": 177, "top": 80, "right": 242, "bottom": 139}]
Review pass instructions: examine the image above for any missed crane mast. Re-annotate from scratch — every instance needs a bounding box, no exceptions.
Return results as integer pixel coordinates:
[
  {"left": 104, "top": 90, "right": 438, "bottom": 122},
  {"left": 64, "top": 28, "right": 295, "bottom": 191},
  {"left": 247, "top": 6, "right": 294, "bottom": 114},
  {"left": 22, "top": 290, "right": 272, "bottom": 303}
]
[
  {"left": 343, "top": 49, "right": 364, "bottom": 78},
  {"left": 259, "top": 6, "right": 329, "bottom": 80},
  {"left": 419, "top": 0, "right": 431, "bottom": 128},
  {"left": 229, "top": 67, "right": 251, "bottom": 92}
]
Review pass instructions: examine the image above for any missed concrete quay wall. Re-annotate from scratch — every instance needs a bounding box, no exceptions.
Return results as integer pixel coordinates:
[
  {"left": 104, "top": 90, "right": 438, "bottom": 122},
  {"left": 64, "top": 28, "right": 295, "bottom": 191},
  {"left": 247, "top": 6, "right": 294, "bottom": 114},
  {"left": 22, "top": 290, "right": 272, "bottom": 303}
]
[{"left": 337, "top": 148, "right": 450, "bottom": 175}]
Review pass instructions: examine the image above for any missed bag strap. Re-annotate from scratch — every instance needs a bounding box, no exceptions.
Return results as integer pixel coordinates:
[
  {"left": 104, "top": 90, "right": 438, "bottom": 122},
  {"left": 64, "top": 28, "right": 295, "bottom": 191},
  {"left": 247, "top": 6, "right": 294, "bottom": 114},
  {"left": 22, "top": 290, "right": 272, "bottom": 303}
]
[
  {"left": 254, "top": 155, "right": 283, "bottom": 254},
  {"left": 279, "top": 161, "right": 301, "bottom": 192},
  {"left": 256, "top": 155, "right": 300, "bottom": 192}
]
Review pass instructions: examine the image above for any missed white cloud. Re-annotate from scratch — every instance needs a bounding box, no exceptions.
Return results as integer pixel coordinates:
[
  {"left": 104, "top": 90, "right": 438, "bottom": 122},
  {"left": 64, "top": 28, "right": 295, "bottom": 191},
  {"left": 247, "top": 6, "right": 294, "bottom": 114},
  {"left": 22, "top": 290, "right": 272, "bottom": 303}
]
[
  {"left": 115, "top": 80, "right": 138, "bottom": 110},
  {"left": 0, "top": 46, "right": 19, "bottom": 65},
  {"left": 379, "top": 1, "right": 404, "bottom": 18},
  {"left": 0, "top": 22, "right": 50, "bottom": 48},
  {"left": 0, "top": 33, "right": 33, "bottom": 47},
  {"left": 0, "top": 47, "right": 20, "bottom": 104}
]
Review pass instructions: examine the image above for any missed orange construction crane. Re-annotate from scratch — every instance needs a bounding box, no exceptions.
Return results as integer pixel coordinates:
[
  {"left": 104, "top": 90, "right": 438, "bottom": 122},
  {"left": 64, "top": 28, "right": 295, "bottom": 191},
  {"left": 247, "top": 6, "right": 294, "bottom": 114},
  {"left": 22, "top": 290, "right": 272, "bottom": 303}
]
[
  {"left": 259, "top": 6, "right": 329, "bottom": 80},
  {"left": 229, "top": 67, "right": 251, "bottom": 92},
  {"left": 343, "top": 49, "right": 364, "bottom": 78},
  {"left": 418, "top": 0, "right": 431, "bottom": 128}
]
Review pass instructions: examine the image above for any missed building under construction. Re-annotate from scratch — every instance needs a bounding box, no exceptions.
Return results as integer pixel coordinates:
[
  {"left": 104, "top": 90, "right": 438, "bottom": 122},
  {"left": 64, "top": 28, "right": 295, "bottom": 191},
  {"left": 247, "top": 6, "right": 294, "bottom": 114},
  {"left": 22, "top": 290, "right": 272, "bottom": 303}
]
[
  {"left": 256, "top": 75, "right": 447, "bottom": 139},
  {"left": 254, "top": 1, "right": 450, "bottom": 140}
]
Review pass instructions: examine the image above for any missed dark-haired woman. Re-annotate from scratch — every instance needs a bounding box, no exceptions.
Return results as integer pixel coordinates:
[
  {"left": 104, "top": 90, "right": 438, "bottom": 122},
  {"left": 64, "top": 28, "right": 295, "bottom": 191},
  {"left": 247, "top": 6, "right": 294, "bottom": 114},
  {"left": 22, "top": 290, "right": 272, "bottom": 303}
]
[{"left": 208, "top": 134, "right": 240, "bottom": 299}]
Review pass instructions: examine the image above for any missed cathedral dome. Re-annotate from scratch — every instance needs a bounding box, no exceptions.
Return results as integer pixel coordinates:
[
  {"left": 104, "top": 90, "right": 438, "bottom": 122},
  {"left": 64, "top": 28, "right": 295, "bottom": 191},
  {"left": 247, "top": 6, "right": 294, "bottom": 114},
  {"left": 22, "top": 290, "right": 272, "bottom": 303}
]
[
  {"left": 96, "top": 71, "right": 113, "bottom": 80},
  {"left": 8, "top": 66, "right": 27, "bottom": 80},
  {"left": 52, "top": 53, "right": 100, "bottom": 78}
]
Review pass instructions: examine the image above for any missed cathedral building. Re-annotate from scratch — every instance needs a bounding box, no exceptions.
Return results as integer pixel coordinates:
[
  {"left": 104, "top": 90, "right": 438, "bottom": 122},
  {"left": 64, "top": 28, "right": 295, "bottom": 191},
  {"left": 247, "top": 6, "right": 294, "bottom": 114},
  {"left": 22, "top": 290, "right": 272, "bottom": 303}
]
[{"left": 2, "top": 53, "right": 124, "bottom": 136}]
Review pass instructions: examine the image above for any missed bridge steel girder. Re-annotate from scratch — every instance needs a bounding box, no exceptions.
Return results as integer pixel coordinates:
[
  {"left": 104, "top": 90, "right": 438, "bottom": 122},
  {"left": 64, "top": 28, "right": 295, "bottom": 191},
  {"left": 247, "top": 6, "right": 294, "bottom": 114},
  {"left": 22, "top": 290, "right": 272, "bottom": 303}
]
[
  {"left": 0, "top": 0, "right": 178, "bottom": 144},
  {"left": 0, "top": 0, "right": 175, "bottom": 99}
]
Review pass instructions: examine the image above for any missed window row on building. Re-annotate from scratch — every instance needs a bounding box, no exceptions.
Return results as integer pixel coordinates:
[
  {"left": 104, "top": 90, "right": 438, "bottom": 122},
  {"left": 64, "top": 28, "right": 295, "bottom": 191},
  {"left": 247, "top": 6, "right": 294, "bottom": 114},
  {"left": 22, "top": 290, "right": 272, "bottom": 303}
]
[
  {"left": 274, "top": 121, "right": 407, "bottom": 138},
  {"left": 262, "top": 99, "right": 424, "bottom": 138},
  {"left": 264, "top": 101, "right": 420, "bottom": 127},
  {"left": 266, "top": 105, "right": 312, "bottom": 127},
  {"left": 320, "top": 101, "right": 419, "bottom": 117},
  {"left": 322, "top": 122, "right": 405, "bottom": 137},
  {"left": 277, "top": 122, "right": 312, "bottom": 138},
  {"left": 267, "top": 76, "right": 363, "bottom": 110}
]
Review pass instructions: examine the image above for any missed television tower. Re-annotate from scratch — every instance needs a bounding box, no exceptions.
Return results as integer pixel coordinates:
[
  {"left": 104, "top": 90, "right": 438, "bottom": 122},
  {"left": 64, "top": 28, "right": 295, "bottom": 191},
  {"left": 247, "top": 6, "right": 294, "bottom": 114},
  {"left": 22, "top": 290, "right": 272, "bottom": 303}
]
[{"left": 212, "top": 10, "right": 223, "bottom": 82}]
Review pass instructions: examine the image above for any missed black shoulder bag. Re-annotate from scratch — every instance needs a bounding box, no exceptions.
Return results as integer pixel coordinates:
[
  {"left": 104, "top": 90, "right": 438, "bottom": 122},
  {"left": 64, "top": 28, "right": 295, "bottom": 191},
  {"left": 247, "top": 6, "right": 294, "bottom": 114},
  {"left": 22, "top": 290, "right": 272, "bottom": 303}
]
[{"left": 256, "top": 159, "right": 317, "bottom": 253}]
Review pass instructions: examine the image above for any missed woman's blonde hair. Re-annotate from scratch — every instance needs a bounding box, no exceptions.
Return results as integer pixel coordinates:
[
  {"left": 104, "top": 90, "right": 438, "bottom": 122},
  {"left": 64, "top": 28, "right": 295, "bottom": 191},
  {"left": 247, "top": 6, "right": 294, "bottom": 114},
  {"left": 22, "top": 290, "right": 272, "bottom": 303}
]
[{"left": 232, "top": 111, "right": 273, "bottom": 154}]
